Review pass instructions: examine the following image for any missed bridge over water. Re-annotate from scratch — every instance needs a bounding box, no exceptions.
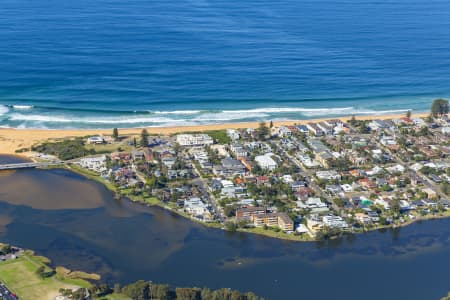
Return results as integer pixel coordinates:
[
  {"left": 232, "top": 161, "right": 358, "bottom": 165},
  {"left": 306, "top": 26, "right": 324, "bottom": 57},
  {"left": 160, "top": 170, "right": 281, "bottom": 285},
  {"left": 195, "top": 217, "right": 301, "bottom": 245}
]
[{"left": 0, "top": 162, "right": 63, "bottom": 170}]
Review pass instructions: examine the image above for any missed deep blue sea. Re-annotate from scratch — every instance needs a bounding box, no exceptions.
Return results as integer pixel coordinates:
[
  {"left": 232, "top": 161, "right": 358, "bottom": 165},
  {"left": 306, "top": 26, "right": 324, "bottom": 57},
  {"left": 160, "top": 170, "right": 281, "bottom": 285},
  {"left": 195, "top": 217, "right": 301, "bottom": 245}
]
[{"left": 1, "top": 0, "right": 450, "bottom": 128}]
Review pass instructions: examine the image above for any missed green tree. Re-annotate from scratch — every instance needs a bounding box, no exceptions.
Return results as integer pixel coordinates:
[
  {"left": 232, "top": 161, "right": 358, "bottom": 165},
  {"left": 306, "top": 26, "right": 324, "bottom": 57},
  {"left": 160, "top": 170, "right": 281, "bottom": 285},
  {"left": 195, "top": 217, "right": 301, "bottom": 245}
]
[
  {"left": 201, "top": 288, "right": 213, "bottom": 300},
  {"left": 1, "top": 244, "right": 12, "bottom": 254},
  {"left": 390, "top": 199, "right": 401, "bottom": 216},
  {"left": 141, "top": 129, "right": 149, "bottom": 147},
  {"left": 431, "top": 98, "right": 449, "bottom": 118},
  {"left": 31, "top": 139, "right": 96, "bottom": 160},
  {"left": 152, "top": 284, "right": 170, "bottom": 299},
  {"left": 225, "top": 222, "right": 237, "bottom": 232},
  {"left": 441, "top": 182, "right": 450, "bottom": 196},
  {"left": 122, "top": 280, "right": 150, "bottom": 300},
  {"left": 257, "top": 122, "right": 269, "bottom": 140},
  {"left": 333, "top": 197, "right": 345, "bottom": 208},
  {"left": 418, "top": 126, "right": 430, "bottom": 136},
  {"left": 35, "top": 266, "right": 46, "bottom": 278},
  {"left": 113, "top": 128, "right": 119, "bottom": 141},
  {"left": 246, "top": 292, "right": 260, "bottom": 300},
  {"left": 231, "top": 290, "right": 244, "bottom": 300},
  {"left": 406, "top": 110, "right": 412, "bottom": 118},
  {"left": 175, "top": 287, "right": 200, "bottom": 300},
  {"left": 213, "top": 288, "right": 232, "bottom": 300},
  {"left": 223, "top": 205, "right": 236, "bottom": 217},
  {"left": 441, "top": 291, "right": 450, "bottom": 300}
]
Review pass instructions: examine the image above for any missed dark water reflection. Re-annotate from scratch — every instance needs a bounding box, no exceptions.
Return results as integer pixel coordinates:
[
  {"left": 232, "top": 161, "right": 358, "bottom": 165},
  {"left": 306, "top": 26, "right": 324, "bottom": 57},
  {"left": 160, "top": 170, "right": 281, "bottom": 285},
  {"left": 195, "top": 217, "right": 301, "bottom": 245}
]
[{"left": 0, "top": 156, "right": 449, "bottom": 299}]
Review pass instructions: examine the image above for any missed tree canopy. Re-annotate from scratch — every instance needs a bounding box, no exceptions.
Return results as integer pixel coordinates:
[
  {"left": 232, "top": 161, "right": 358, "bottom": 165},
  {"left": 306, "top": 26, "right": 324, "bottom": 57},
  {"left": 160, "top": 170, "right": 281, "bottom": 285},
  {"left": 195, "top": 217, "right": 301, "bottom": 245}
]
[
  {"left": 141, "top": 129, "right": 149, "bottom": 147},
  {"left": 431, "top": 98, "right": 449, "bottom": 118},
  {"left": 258, "top": 122, "right": 269, "bottom": 140}
]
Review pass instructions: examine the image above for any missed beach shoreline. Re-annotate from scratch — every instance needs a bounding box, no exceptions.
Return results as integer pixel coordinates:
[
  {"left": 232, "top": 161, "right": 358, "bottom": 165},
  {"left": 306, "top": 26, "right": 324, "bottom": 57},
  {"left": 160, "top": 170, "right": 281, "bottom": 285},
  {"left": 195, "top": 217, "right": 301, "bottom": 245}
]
[{"left": 0, "top": 112, "right": 428, "bottom": 155}]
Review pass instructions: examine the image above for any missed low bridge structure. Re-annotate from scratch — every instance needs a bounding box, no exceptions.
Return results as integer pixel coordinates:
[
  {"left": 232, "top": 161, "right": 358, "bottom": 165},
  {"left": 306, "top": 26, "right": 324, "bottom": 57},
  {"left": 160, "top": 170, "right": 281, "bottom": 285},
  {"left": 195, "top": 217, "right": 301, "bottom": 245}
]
[{"left": 0, "top": 162, "right": 63, "bottom": 170}]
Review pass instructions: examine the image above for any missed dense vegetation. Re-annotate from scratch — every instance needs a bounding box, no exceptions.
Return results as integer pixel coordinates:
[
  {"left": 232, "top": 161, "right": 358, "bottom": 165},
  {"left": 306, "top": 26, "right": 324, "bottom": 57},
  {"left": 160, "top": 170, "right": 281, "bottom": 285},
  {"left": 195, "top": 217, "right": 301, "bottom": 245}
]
[
  {"left": 141, "top": 129, "right": 149, "bottom": 147},
  {"left": 88, "top": 280, "right": 263, "bottom": 300},
  {"left": 205, "top": 130, "right": 231, "bottom": 144},
  {"left": 32, "top": 138, "right": 97, "bottom": 160},
  {"left": 431, "top": 98, "right": 449, "bottom": 117},
  {"left": 257, "top": 122, "right": 269, "bottom": 141},
  {"left": 0, "top": 244, "right": 13, "bottom": 255}
]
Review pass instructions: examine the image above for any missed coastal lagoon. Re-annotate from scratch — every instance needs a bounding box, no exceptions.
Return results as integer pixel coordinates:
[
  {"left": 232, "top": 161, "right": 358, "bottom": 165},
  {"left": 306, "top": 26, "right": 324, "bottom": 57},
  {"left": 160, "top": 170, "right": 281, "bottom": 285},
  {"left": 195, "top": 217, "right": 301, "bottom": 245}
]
[
  {"left": 1, "top": 0, "right": 450, "bottom": 128},
  {"left": 0, "top": 157, "right": 449, "bottom": 299}
]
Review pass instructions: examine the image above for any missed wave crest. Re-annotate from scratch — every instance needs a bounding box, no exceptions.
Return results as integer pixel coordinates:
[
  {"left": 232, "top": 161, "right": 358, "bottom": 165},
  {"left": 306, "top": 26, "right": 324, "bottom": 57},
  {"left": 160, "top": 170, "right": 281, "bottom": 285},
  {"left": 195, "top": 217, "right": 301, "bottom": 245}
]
[
  {"left": 3, "top": 105, "right": 414, "bottom": 129},
  {"left": 0, "top": 105, "right": 9, "bottom": 116},
  {"left": 12, "top": 105, "right": 34, "bottom": 110}
]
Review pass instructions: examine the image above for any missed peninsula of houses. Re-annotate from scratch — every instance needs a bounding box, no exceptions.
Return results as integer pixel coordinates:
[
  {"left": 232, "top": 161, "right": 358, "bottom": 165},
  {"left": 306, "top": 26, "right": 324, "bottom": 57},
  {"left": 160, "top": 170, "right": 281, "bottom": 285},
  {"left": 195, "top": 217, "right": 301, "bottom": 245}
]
[{"left": 15, "top": 101, "right": 450, "bottom": 241}]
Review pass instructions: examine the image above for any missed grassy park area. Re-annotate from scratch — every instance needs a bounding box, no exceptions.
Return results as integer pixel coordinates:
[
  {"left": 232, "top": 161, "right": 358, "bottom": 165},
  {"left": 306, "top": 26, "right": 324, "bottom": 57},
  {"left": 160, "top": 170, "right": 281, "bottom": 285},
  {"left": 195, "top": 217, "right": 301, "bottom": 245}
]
[{"left": 0, "top": 251, "right": 91, "bottom": 300}]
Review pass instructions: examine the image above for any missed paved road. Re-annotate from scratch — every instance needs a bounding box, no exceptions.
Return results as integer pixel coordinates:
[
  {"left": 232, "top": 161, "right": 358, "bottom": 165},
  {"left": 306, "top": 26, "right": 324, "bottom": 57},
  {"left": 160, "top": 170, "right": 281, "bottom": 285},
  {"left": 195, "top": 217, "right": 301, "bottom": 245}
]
[
  {"left": 189, "top": 160, "right": 224, "bottom": 222},
  {"left": 0, "top": 161, "right": 62, "bottom": 170},
  {"left": 0, "top": 283, "right": 19, "bottom": 300},
  {"left": 270, "top": 140, "right": 338, "bottom": 210},
  {"left": 370, "top": 135, "right": 447, "bottom": 199}
]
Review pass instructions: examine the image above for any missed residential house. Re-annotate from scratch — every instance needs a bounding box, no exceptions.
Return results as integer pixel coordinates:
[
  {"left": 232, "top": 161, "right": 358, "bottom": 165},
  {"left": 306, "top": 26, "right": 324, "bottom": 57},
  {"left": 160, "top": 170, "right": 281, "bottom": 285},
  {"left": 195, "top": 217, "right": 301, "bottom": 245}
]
[
  {"left": 226, "top": 129, "right": 241, "bottom": 141},
  {"left": 255, "top": 153, "right": 278, "bottom": 170},
  {"left": 230, "top": 143, "right": 248, "bottom": 158},
  {"left": 322, "top": 215, "right": 348, "bottom": 229},
  {"left": 316, "top": 170, "right": 341, "bottom": 181},
  {"left": 176, "top": 134, "right": 213, "bottom": 146},
  {"left": 306, "top": 123, "right": 324, "bottom": 136}
]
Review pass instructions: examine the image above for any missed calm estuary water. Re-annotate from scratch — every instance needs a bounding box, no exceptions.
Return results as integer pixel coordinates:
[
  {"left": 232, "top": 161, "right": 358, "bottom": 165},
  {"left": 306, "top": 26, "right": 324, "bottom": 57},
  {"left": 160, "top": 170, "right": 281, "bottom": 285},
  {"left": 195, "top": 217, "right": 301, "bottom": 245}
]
[{"left": 0, "top": 157, "right": 449, "bottom": 299}]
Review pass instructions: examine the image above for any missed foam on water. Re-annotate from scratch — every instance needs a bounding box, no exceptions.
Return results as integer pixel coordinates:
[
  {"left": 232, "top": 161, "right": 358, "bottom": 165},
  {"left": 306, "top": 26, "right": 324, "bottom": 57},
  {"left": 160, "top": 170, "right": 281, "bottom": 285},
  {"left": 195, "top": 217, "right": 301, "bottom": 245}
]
[
  {"left": 223, "top": 107, "right": 355, "bottom": 114},
  {"left": 12, "top": 105, "right": 34, "bottom": 110},
  {"left": 8, "top": 113, "right": 189, "bottom": 124},
  {"left": 152, "top": 110, "right": 202, "bottom": 115},
  {"left": 0, "top": 105, "right": 8, "bottom": 116},
  {"left": 4, "top": 105, "right": 418, "bottom": 129}
]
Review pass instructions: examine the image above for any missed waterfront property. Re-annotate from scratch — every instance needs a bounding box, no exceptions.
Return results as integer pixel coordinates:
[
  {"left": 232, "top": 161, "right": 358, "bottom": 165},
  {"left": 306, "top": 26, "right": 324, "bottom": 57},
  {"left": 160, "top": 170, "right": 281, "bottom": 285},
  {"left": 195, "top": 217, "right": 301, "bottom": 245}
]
[
  {"left": 1, "top": 157, "right": 450, "bottom": 300},
  {"left": 10, "top": 110, "right": 446, "bottom": 241}
]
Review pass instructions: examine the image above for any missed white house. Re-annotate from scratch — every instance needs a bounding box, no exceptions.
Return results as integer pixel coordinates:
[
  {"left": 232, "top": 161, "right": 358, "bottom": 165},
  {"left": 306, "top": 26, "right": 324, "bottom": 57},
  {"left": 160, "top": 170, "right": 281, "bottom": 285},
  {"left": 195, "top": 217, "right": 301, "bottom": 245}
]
[
  {"left": 255, "top": 153, "right": 278, "bottom": 170},
  {"left": 78, "top": 155, "right": 107, "bottom": 173},
  {"left": 226, "top": 129, "right": 241, "bottom": 141},
  {"left": 176, "top": 134, "right": 213, "bottom": 146},
  {"left": 316, "top": 170, "right": 341, "bottom": 181},
  {"left": 184, "top": 198, "right": 209, "bottom": 216},
  {"left": 230, "top": 143, "right": 248, "bottom": 157},
  {"left": 322, "top": 215, "right": 348, "bottom": 229},
  {"left": 297, "top": 197, "right": 329, "bottom": 213},
  {"left": 87, "top": 136, "right": 104, "bottom": 144},
  {"left": 340, "top": 184, "right": 353, "bottom": 193},
  {"left": 442, "top": 127, "right": 450, "bottom": 135},
  {"left": 386, "top": 164, "right": 405, "bottom": 174}
]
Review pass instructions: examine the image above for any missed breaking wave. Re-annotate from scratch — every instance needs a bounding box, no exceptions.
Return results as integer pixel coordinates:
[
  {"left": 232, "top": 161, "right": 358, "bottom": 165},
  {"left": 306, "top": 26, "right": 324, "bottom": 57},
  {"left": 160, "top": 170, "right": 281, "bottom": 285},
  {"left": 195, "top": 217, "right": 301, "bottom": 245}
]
[
  {"left": 152, "top": 110, "right": 202, "bottom": 115},
  {"left": 0, "top": 105, "right": 8, "bottom": 116},
  {"left": 1, "top": 105, "right": 415, "bottom": 129},
  {"left": 12, "top": 105, "right": 34, "bottom": 110}
]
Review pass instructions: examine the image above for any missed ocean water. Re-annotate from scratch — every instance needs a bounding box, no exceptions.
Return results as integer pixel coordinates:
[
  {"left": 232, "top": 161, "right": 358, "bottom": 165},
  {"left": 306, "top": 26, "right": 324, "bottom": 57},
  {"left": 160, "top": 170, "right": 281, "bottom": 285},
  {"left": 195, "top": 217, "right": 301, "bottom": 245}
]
[{"left": 0, "top": 0, "right": 450, "bottom": 129}]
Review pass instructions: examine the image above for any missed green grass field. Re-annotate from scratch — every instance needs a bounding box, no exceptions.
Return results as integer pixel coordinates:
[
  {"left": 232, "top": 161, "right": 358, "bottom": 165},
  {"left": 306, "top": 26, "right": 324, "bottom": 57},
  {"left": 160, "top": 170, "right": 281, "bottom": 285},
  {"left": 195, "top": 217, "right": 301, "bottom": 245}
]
[
  {"left": 102, "top": 293, "right": 131, "bottom": 300},
  {"left": 0, "top": 254, "right": 89, "bottom": 300}
]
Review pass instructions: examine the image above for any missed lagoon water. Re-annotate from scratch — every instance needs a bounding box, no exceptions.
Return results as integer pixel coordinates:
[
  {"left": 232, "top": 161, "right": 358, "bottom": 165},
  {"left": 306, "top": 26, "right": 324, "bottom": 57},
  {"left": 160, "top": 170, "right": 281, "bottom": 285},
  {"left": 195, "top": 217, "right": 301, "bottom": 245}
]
[
  {"left": 0, "top": 158, "right": 450, "bottom": 299},
  {"left": 1, "top": 0, "right": 450, "bottom": 128}
]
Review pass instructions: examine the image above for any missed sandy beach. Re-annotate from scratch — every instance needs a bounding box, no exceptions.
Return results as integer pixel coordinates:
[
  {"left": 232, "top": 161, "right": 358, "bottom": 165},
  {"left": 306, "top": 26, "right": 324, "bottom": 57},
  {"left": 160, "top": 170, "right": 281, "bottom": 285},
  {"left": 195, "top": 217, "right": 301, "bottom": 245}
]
[{"left": 0, "top": 112, "right": 428, "bottom": 155}]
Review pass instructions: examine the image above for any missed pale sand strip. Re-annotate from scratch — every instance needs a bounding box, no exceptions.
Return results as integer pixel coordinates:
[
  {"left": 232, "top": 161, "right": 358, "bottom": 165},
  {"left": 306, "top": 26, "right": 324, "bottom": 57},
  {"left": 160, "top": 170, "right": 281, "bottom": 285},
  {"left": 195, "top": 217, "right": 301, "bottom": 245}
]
[{"left": 0, "top": 113, "right": 429, "bottom": 155}]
